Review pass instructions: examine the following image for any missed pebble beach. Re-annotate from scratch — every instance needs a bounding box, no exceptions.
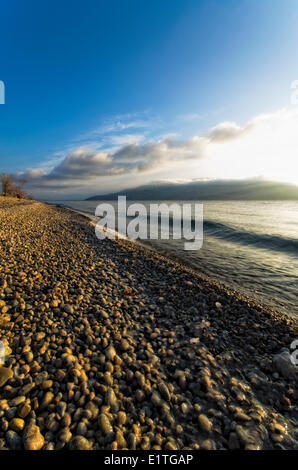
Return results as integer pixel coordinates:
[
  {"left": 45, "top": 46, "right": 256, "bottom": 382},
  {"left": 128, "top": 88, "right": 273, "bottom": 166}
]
[{"left": 0, "top": 197, "right": 297, "bottom": 450}]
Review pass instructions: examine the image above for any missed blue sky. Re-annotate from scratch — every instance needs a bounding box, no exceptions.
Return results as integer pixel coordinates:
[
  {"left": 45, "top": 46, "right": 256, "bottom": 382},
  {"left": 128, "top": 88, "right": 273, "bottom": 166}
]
[{"left": 1, "top": 0, "right": 298, "bottom": 198}]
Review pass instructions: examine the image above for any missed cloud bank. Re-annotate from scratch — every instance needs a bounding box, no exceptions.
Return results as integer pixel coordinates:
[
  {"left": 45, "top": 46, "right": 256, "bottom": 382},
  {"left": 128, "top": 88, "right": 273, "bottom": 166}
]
[
  {"left": 17, "top": 120, "right": 252, "bottom": 186},
  {"left": 17, "top": 107, "right": 298, "bottom": 195}
]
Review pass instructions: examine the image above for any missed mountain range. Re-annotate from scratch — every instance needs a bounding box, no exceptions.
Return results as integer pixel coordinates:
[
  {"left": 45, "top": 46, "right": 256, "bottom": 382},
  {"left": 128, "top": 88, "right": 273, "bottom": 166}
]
[{"left": 86, "top": 179, "right": 298, "bottom": 201}]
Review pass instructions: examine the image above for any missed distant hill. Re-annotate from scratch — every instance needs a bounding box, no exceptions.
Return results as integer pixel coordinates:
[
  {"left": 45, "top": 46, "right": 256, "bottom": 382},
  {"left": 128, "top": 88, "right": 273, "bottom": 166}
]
[{"left": 86, "top": 179, "right": 298, "bottom": 201}]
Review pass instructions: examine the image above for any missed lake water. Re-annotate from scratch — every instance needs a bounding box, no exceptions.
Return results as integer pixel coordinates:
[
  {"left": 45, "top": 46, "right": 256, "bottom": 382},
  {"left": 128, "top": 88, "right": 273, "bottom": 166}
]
[{"left": 50, "top": 200, "right": 298, "bottom": 319}]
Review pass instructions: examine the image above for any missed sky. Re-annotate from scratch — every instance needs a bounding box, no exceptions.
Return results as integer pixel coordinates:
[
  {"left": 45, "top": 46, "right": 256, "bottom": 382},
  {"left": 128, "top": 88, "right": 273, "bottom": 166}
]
[{"left": 1, "top": 0, "right": 298, "bottom": 199}]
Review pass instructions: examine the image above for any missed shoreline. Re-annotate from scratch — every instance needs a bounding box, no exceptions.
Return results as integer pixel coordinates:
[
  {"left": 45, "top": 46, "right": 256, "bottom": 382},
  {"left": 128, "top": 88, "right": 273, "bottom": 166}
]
[
  {"left": 54, "top": 202, "right": 297, "bottom": 325},
  {"left": 0, "top": 198, "right": 297, "bottom": 450}
]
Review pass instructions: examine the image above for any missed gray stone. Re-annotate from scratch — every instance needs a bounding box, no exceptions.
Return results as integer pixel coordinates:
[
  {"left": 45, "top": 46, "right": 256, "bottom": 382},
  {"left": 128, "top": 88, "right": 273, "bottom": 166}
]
[{"left": 273, "top": 350, "right": 296, "bottom": 379}]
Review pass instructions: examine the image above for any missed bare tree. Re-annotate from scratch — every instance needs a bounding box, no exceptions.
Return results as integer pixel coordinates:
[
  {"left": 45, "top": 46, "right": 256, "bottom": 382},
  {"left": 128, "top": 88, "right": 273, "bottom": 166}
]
[
  {"left": 14, "top": 178, "right": 27, "bottom": 198},
  {"left": 12, "top": 184, "right": 26, "bottom": 199},
  {"left": 0, "top": 174, "right": 27, "bottom": 198},
  {"left": 0, "top": 173, "right": 14, "bottom": 196}
]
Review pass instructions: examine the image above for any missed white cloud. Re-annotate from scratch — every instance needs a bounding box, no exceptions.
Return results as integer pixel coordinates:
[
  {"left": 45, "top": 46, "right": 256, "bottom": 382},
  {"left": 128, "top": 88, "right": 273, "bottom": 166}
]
[
  {"left": 18, "top": 107, "right": 298, "bottom": 195},
  {"left": 74, "top": 111, "right": 160, "bottom": 145},
  {"left": 206, "top": 120, "right": 253, "bottom": 142},
  {"left": 177, "top": 113, "right": 202, "bottom": 122}
]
